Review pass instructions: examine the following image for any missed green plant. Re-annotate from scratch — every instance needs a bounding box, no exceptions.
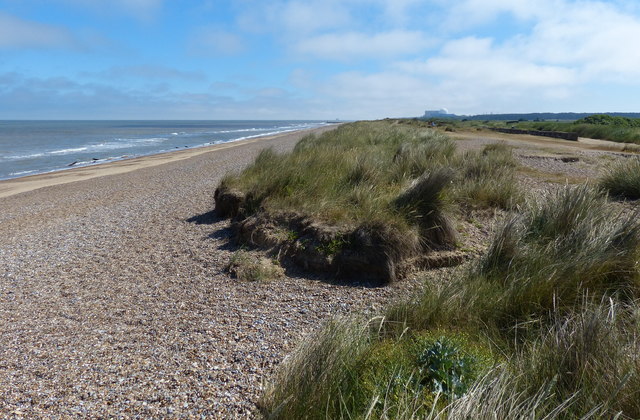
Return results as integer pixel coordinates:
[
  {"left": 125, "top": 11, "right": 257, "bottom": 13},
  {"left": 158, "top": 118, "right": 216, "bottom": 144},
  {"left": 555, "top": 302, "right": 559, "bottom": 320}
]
[
  {"left": 227, "top": 250, "right": 284, "bottom": 282},
  {"left": 394, "top": 168, "right": 457, "bottom": 247},
  {"left": 417, "top": 339, "right": 476, "bottom": 399},
  {"left": 286, "top": 229, "right": 299, "bottom": 242},
  {"left": 512, "top": 119, "right": 640, "bottom": 144},
  {"left": 222, "top": 122, "right": 464, "bottom": 225},
  {"left": 450, "top": 143, "right": 521, "bottom": 209},
  {"left": 259, "top": 317, "right": 372, "bottom": 419},
  {"left": 576, "top": 114, "right": 640, "bottom": 127},
  {"left": 318, "top": 236, "right": 348, "bottom": 256},
  {"left": 217, "top": 121, "right": 471, "bottom": 282},
  {"left": 261, "top": 181, "right": 640, "bottom": 418},
  {"left": 475, "top": 184, "right": 640, "bottom": 328},
  {"left": 599, "top": 157, "right": 640, "bottom": 199},
  {"left": 383, "top": 184, "right": 640, "bottom": 336},
  {"left": 507, "top": 301, "right": 640, "bottom": 418}
]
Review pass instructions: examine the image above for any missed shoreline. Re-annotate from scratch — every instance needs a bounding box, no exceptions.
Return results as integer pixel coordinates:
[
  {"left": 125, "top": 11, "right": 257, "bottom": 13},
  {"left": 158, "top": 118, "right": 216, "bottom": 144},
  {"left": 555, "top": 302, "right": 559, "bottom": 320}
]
[
  {"left": 0, "top": 121, "right": 404, "bottom": 418},
  {"left": 0, "top": 126, "right": 335, "bottom": 199},
  {"left": 0, "top": 122, "right": 627, "bottom": 417}
]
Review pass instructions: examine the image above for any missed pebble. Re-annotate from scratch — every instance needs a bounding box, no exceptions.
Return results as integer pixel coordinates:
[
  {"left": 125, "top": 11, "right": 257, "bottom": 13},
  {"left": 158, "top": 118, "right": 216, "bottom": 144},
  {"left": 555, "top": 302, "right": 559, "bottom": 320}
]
[
  {"left": 1, "top": 128, "right": 627, "bottom": 417},
  {"left": 0, "top": 126, "right": 411, "bottom": 418}
]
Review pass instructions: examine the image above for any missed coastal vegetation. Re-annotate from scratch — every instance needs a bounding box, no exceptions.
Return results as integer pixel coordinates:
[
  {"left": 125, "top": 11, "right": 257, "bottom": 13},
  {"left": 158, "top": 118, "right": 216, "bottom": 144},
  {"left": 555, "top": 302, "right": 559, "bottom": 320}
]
[
  {"left": 514, "top": 118, "right": 640, "bottom": 144},
  {"left": 214, "top": 121, "right": 520, "bottom": 283},
  {"left": 599, "top": 157, "right": 640, "bottom": 199},
  {"left": 227, "top": 249, "right": 284, "bottom": 282},
  {"left": 418, "top": 114, "right": 640, "bottom": 144},
  {"left": 260, "top": 184, "right": 640, "bottom": 419},
  {"left": 208, "top": 120, "right": 640, "bottom": 417},
  {"left": 209, "top": 120, "right": 640, "bottom": 418}
]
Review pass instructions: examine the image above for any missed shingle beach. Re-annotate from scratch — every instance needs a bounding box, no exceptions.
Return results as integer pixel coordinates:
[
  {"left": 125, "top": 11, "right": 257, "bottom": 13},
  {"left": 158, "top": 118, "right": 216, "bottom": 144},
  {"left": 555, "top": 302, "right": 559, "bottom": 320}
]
[{"left": 0, "top": 125, "right": 630, "bottom": 418}]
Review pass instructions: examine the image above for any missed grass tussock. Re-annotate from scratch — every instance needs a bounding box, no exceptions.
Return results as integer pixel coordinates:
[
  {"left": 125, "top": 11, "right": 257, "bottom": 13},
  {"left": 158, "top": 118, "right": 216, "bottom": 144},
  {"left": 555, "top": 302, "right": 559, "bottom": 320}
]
[
  {"left": 262, "top": 183, "right": 640, "bottom": 419},
  {"left": 221, "top": 122, "right": 523, "bottom": 225},
  {"left": 259, "top": 317, "right": 372, "bottom": 419},
  {"left": 508, "top": 120, "right": 640, "bottom": 144},
  {"left": 263, "top": 301, "right": 640, "bottom": 419},
  {"left": 260, "top": 318, "right": 496, "bottom": 420},
  {"left": 477, "top": 184, "right": 640, "bottom": 323},
  {"left": 227, "top": 250, "right": 284, "bottom": 282},
  {"left": 393, "top": 168, "right": 457, "bottom": 247},
  {"left": 218, "top": 121, "right": 521, "bottom": 282},
  {"left": 225, "top": 122, "right": 458, "bottom": 228},
  {"left": 451, "top": 142, "right": 521, "bottom": 209},
  {"left": 599, "top": 157, "right": 640, "bottom": 199}
]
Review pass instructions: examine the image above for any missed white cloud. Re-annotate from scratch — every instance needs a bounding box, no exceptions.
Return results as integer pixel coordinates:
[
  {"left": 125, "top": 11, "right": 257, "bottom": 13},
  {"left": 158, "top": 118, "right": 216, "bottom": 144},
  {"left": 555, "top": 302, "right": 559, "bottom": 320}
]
[
  {"left": 296, "top": 30, "right": 434, "bottom": 60},
  {"left": 522, "top": 2, "right": 640, "bottom": 80},
  {"left": 189, "top": 28, "right": 246, "bottom": 55},
  {"left": 0, "top": 72, "right": 311, "bottom": 119},
  {"left": 58, "top": 0, "right": 164, "bottom": 20},
  {"left": 445, "top": 0, "right": 553, "bottom": 26},
  {"left": 4, "top": 0, "right": 640, "bottom": 119},
  {"left": 0, "top": 13, "right": 78, "bottom": 49},
  {"left": 413, "top": 37, "right": 577, "bottom": 89},
  {"left": 237, "top": 0, "right": 351, "bottom": 35},
  {"left": 440, "top": 0, "right": 640, "bottom": 80},
  {"left": 278, "top": 0, "right": 350, "bottom": 34},
  {"left": 311, "top": 70, "right": 434, "bottom": 118},
  {"left": 319, "top": 0, "right": 640, "bottom": 116},
  {"left": 376, "top": 0, "right": 427, "bottom": 25},
  {"left": 90, "top": 65, "right": 206, "bottom": 81}
]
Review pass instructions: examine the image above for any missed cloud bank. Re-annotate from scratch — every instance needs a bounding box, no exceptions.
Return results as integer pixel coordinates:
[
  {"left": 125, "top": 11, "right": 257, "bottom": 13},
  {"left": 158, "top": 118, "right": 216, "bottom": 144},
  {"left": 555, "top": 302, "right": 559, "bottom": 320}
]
[{"left": 1, "top": 0, "right": 640, "bottom": 119}]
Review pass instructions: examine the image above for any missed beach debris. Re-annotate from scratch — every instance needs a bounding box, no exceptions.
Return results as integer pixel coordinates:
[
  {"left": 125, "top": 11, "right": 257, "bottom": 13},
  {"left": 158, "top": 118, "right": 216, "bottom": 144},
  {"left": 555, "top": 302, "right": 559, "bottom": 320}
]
[{"left": 67, "top": 161, "right": 78, "bottom": 167}]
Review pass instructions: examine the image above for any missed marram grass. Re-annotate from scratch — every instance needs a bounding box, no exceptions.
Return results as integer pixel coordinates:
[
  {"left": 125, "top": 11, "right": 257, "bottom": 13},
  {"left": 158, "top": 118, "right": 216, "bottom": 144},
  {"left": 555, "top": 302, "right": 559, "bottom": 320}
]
[
  {"left": 598, "top": 157, "right": 640, "bottom": 199},
  {"left": 220, "top": 121, "right": 520, "bottom": 254},
  {"left": 261, "top": 183, "right": 640, "bottom": 419}
]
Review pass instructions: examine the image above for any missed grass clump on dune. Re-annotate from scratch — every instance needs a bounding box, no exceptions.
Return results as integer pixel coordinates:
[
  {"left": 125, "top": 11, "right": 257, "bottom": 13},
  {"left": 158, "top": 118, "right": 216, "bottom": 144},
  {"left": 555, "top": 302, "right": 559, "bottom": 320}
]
[
  {"left": 217, "top": 121, "right": 521, "bottom": 282},
  {"left": 226, "top": 249, "right": 284, "bottom": 282},
  {"left": 263, "top": 302, "right": 640, "bottom": 419},
  {"left": 261, "top": 184, "right": 640, "bottom": 419},
  {"left": 260, "top": 317, "right": 496, "bottom": 420},
  {"left": 451, "top": 142, "right": 521, "bottom": 209},
  {"left": 222, "top": 122, "right": 456, "bottom": 228},
  {"left": 598, "top": 157, "right": 640, "bottom": 199},
  {"left": 477, "top": 184, "right": 640, "bottom": 322},
  {"left": 513, "top": 118, "right": 640, "bottom": 144}
]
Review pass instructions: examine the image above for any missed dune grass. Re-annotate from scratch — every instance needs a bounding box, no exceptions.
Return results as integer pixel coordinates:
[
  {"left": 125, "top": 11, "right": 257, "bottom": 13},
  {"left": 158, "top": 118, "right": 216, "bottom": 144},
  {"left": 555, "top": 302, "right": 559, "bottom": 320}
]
[
  {"left": 260, "top": 184, "right": 640, "bottom": 419},
  {"left": 476, "top": 184, "right": 640, "bottom": 324},
  {"left": 227, "top": 250, "right": 284, "bottom": 282},
  {"left": 217, "top": 121, "right": 521, "bottom": 282},
  {"left": 222, "top": 122, "right": 457, "bottom": 228},
  {"left": 259, "top": 316, "right": 497, "bottom": 420},
  {"left": 511, "top": 120, "right": 640, "bottom": 144},
  {"left": 599, "top": 157, "right": 640, "bottom": 199},
  {"left": 450, "top": 142, "right": 521, "bottom": 209},
  {"left": 221, "top": 122, "right": 521, "bottom": 224}
]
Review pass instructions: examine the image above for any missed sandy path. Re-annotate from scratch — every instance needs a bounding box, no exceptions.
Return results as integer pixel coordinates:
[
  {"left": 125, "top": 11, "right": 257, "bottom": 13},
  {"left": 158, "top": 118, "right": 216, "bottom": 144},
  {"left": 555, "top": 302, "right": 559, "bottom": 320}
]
[{"left": 0, "top": 126, "right": 413, "bottom": 418}]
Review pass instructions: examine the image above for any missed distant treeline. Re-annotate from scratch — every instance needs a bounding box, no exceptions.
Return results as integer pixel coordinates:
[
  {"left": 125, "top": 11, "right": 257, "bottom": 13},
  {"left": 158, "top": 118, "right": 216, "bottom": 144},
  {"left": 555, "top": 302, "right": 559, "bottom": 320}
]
[
  {"left": 577, "top": 114, "right": 640, "bottom": 127},
  {"left": 435, "top": 112, "right": 640, "bottom": 121}
]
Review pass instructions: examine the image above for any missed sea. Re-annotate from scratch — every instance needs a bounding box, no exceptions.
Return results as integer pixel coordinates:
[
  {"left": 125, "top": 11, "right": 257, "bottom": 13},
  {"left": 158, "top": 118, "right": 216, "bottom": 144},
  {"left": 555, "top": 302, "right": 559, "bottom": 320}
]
[{"left": 0, "top": 120, "right": 328, "bottom": 181}]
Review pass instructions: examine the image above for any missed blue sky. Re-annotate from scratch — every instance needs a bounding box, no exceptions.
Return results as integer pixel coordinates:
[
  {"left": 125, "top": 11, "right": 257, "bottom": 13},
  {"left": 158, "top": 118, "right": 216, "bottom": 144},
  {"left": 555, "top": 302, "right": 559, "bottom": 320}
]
[{"left": 1, "top": 0, "right": 640, "bottom": 119}]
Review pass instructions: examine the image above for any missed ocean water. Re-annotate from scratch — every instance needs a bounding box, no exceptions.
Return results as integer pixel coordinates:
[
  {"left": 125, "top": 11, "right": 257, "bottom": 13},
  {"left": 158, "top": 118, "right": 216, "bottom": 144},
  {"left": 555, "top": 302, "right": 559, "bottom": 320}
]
[{"left": 0, "top": 120, "right": 327, "bottom": 180}]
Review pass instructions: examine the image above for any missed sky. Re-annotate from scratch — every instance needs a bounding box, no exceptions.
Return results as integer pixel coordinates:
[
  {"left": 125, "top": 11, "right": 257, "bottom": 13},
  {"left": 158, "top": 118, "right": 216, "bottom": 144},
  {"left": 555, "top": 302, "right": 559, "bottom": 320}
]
[{"left": 1, "top": 0, "right": 640, "bottom": 120}]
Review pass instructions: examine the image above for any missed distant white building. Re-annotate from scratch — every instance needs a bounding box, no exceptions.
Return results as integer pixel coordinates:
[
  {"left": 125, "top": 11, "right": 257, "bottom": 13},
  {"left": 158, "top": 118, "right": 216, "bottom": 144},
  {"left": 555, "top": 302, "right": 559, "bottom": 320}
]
[{"left": 422, "top": 109, "right": 454, "bottom": 118}]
